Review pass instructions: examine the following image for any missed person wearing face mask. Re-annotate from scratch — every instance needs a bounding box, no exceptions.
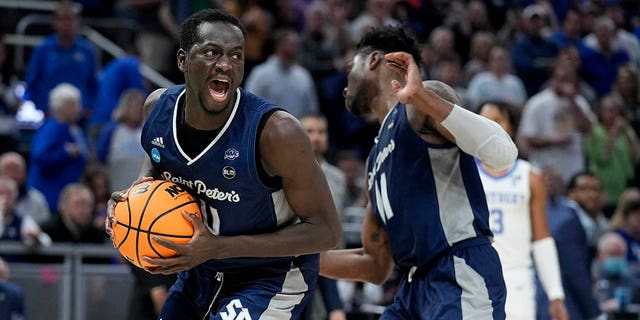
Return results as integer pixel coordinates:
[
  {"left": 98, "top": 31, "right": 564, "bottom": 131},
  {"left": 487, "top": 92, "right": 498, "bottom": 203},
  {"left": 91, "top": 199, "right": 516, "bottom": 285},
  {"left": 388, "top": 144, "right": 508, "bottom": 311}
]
[{"left": 594, "top": 232, "right": 639, "bottom": 315}]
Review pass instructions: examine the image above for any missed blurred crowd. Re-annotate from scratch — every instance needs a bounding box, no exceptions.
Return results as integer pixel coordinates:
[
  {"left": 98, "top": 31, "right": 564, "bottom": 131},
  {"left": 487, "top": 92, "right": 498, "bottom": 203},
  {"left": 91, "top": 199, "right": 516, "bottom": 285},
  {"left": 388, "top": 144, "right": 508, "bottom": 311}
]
[{"left": 2, "top": 0, "right": 640, "bottom": 319}]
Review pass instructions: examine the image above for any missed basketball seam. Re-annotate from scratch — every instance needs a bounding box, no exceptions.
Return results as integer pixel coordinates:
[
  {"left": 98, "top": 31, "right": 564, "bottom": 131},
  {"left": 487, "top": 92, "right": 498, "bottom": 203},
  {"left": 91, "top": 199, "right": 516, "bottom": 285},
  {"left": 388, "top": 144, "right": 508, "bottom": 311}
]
[
  {"left": 135, "top": 181, "right": 169, "bottom": 267},
  {"left": 115, "top": 188, "right": 133, "bottom": 250},
  {"left": 147, "top": 200, "right": 198, "bottom": 259}
]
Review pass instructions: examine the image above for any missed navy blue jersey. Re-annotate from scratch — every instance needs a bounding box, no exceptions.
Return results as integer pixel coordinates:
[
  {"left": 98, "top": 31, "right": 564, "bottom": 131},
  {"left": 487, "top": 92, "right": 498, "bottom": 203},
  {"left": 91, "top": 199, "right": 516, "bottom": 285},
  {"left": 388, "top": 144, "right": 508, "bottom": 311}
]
[
  {"left": 366, "top": 103, "right": 493, "bottom": 270},
  {"left": 142, "top": 85, "right": 315, "bottom": 273}
]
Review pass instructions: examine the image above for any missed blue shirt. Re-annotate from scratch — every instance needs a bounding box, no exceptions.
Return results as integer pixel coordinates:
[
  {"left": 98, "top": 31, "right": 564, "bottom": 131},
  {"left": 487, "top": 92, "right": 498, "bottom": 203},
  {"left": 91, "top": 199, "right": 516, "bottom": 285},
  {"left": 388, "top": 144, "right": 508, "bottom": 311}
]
[
  {"left": 25, "top": 35, "right": 98, "bottom": 112},
  {"left": 579, "top": 46, "right": 629, "bottom": 97},
  {"left": 89, "top": 56, "right": 145, "bottom": 125}
]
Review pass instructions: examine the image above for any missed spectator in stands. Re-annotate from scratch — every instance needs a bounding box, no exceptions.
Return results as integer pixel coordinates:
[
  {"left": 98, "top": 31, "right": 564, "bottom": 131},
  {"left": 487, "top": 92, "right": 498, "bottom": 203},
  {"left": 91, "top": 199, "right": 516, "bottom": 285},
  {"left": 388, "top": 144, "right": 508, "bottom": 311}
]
[
  {"left": 0, "top": 152, "right": 50, "bottom": 224},
  {"left": 349, "top": 0, "right": 398, "bottom": 44},
  {"left": 554, "top": 46, "right": 597, "bottom": 105},
  {"left": 94, "top": 89, "right": 146, "bottom": 192},
  {"left": 610, "top": 187, "right": 640, "bottom": 229},
  {"left": 579, "top": 17, "right": 630, "bottom": 97},
  {"left": 40, "top": 183, "right": 106, "bottom": 245},
  {"left": 567, "top": 172, "right": 609, "bottom": 257},
  {"left": 24, "top": 0, "right": 98, "bottom": 115},
  {"left": 549, "top": 8, "right": 586, "bottom": 50},
  {"left": 446, "top": 0, "right": 493, "bottom": 62},
  {"left": 81, "top": 164, "right": 111, "bottom": 232},
  {"left": 466, "top": 45, "right": 528, "bottom": 110},
  {"left": 245, "top": 29, "right": 319, "bottom": 119},
  {"left": 594, "top": 232, "right": 639, "bottom": 314},
  {"left": 0, "top": 177, "right": 49, "bottom": 254},
  {"left": 300, "top": 1, "right": 349, "bottom": 83},
  {"left": 612, "top": 64, "right": 640, "bottom": 136},
  {"left": 87, "top": 48, "right": 146, "bottom": 143},
  {"left": 432, "top": 54, "right": 469, "bottom": 108},
  {"left": 427, "top": 27, "right": 456, "bottom": 66},
  {"left": 28, "top": 83, "right": 88, "bottom": 212},
  {"left": 599, "top": 1, "right": 640, "bottom": 66},
  {"left": 121, "top": 0, "right": 176, "bottom": 79},
  {"left": 0, "top": 256, "right": 27, "bottom": 320},
  {"left": 511, "top": 4, "right": 558, "bottom": 96},
  {"left": 461, "top": 31, "right": 495, "bottom": 85},
  {"left": 586, "top": 94, "right": 640, "bottom": 218},
  {"left": 517, "top": 64, "right": 595, "bottom": 183},
  {"left": 536, "top": 167, "right": 602, "bottom": 320},
  {"left": 335, "top": 150, "right": 366, "bottom": 210},
  {"left": 612, "top": 199, "right": 640, "bottom": 265}
]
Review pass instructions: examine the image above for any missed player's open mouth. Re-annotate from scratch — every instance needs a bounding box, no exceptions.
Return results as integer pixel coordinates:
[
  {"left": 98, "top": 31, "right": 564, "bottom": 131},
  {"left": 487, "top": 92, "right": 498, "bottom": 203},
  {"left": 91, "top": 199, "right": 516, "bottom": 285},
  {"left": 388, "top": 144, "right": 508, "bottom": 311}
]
[{"left": 209, "top": 79, "right": 230, "bottom": 100}]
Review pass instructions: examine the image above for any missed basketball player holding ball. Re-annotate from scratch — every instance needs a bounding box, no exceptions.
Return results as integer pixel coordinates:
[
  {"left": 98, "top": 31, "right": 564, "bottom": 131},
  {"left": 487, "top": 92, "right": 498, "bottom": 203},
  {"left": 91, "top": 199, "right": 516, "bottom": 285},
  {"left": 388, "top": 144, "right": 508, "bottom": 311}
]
[{"left": 105, "top": 9, "right": 341, "bottom": 320}]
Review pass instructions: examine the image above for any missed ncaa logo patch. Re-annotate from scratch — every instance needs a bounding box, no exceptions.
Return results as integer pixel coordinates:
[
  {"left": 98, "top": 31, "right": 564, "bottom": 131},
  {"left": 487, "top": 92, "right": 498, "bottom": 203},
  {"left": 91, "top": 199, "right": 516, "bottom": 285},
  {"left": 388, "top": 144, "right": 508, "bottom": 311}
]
[
  {"left": 224, "top": 148, "right": 240, "bottom": 160},
  {"left": 223, "top": 166, "right": 236, "bottom": 179},
  {"left": 151, "top": 148, "right": 161, "bottom": 163}
]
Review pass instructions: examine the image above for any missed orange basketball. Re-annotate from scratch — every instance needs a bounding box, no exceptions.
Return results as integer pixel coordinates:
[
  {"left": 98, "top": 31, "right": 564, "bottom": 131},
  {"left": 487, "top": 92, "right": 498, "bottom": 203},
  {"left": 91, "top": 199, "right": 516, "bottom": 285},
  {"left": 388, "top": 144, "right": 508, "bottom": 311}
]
[{"left": 112, "top": 180, "right": 201, "bottom": 268}]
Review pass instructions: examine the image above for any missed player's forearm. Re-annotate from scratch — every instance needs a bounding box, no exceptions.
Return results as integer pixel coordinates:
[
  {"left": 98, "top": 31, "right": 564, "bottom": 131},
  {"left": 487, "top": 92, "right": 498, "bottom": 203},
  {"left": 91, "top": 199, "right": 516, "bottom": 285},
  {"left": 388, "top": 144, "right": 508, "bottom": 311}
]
[
  {"left": 319, "top": 249, "right": 391, "bottom": 284},
  {"left": 443, "top": 105, "right": 518, "bottom": 170},
  {"left": 210, "top": 216, "right": 342, "bottom": 259}
]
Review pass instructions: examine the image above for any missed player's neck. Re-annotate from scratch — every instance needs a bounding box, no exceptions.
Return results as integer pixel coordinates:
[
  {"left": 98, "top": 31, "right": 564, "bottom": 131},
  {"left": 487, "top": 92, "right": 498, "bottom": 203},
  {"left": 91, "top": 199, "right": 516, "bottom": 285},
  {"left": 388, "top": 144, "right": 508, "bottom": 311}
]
[
  {"left": 373, "top": 86, "right": 401, "bottom": 123},
  {"left": 183, "top": 92, "right": 234, "bottom": 130}
]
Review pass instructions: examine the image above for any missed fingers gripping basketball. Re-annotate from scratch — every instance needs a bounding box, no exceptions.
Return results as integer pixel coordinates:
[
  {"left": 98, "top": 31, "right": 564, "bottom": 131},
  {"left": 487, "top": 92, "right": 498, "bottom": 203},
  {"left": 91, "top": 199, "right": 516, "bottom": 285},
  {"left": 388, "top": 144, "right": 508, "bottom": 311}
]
[{"left": 112, "top": 180, "right": 201, "bottom": 268}]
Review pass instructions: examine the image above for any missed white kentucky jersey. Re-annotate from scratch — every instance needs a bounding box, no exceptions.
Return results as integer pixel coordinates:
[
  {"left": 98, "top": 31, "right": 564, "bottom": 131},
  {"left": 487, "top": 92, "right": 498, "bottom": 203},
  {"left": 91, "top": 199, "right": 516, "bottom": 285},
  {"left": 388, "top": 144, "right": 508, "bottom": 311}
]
[
  {"left": 366, "top": 103, "right": 493, "bottom": 270},
  {"left": 478, "top": 159, "right": 533, "bottom": 270}
]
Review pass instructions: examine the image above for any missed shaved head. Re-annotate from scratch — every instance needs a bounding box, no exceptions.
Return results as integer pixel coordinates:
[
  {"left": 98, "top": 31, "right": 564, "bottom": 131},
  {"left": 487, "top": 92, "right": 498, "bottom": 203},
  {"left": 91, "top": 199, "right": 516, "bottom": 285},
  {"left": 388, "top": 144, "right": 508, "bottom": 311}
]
[{"left": 422, "top": 80, "right": 462, "bottom": 106}]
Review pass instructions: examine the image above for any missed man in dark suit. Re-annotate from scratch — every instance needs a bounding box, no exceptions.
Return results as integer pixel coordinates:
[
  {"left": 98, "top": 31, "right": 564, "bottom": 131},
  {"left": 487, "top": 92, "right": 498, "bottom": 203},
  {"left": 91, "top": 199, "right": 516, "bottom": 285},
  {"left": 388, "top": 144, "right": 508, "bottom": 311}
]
[{"left": 536, "top": 168, "right": 602, "bottom": 320}]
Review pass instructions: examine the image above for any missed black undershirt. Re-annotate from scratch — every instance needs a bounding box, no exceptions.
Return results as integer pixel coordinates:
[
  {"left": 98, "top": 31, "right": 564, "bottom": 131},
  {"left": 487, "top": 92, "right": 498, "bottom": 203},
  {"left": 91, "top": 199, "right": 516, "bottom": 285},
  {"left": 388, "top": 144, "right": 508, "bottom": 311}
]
[
  {"left": 176, "top": 99, "right": 221, "bottom": 159},
  {"left": 175, "top": 97, "right": 280, "bottom": 188}
]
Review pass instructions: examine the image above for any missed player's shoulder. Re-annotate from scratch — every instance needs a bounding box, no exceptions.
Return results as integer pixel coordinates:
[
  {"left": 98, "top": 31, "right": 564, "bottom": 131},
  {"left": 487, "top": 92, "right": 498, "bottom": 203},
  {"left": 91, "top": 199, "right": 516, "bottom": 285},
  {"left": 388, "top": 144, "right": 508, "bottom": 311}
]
[{"left": 143, "top": 88, "right": 167, "bottom": 119}]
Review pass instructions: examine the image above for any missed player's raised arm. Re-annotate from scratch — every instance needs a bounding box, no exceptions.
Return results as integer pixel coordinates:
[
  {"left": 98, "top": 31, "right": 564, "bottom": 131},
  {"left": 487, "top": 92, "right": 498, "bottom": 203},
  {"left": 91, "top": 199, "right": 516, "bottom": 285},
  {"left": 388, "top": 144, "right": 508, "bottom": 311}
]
[
  {"left": 385, "top": 52, "right": 517, "bottom": 171},
  {"left": 320, "top": 203, "right": 394, "bottom": 285}
]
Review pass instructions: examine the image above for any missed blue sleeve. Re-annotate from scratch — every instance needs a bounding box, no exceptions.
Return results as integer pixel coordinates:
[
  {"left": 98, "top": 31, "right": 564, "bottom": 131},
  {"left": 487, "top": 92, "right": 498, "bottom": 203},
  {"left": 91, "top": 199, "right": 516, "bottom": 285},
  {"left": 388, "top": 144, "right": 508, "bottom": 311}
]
[
  {"left": 124, "top": 59, "right": 146, "bottom": 91},
  {"left": 317, "top": 276, "right": 343, "bottom": 313},
  {"left": 30, "top": 123, "right": 74, "bottom": 173}
]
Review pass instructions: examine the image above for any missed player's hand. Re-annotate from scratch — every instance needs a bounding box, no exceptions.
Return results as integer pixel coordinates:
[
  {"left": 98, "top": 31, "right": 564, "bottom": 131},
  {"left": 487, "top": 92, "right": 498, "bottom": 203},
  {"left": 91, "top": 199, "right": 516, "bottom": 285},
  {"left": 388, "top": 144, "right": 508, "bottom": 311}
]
[
  {"left": 105, "top": 176, "right": 154, "bottom": 240},
  {"left": 384, "top": 52, "right": 422, "bottom": 106},
  {"left": 143, "top": 211, "right": 213, "bottom": 274},
  {"left": 549, "top": 298, "right": 568, "bottom": 320}
]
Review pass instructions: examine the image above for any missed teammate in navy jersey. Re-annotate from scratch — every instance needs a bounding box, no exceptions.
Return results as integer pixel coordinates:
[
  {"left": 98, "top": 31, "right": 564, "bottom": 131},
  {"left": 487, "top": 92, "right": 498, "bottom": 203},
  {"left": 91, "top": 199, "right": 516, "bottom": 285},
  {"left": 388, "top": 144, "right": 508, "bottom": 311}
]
[
  {"left": 319, "top": 26, "right": 518, "bottom": 319},
  {"left": 104, "top": 9, "right": 341, "bottom": 320}
]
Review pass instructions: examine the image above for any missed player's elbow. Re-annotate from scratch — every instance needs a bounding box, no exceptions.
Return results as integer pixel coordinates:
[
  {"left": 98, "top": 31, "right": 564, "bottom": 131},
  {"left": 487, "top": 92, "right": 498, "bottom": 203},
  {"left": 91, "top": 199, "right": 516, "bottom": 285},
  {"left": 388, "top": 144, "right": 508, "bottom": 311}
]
[{"left": 476, "top": 136, "right": 518, "bottom": 171}]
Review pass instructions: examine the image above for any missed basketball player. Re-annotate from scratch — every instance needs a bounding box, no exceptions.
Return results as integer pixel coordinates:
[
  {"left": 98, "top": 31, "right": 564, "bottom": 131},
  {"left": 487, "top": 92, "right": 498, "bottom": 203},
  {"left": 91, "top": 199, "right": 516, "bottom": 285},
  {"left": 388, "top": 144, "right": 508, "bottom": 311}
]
[
  {"left": 319, "top": 25, "right": 517, "bottom": 319},
  {"left": 105, "top": 9, "right": 342, "bottom": 320},
  {"left": 476, "top": 101, "right": 568, "bottom": 320}
]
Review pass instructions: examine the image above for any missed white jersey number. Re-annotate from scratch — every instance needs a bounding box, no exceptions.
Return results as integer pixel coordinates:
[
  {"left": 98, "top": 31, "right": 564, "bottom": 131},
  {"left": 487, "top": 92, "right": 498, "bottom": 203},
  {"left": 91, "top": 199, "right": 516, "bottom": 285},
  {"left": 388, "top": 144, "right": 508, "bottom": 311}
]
[{"left": 375, "top": 173, "right": 395, "bottom": 224}]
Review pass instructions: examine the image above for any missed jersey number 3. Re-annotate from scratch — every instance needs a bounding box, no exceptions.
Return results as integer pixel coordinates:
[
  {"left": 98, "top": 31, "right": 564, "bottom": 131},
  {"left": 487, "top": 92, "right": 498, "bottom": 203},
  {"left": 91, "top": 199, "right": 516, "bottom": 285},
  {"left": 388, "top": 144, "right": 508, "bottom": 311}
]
[{"left": 489, "top": 209, "right": 503, "bottom": 234}]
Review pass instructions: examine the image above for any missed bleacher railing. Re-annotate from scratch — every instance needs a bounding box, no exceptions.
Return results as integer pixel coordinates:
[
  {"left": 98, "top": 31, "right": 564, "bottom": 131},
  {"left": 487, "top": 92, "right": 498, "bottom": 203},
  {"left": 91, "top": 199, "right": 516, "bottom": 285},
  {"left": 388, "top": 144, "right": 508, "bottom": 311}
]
[{"left": 0, "top": 241, "right": 133, "bottom": 320}]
